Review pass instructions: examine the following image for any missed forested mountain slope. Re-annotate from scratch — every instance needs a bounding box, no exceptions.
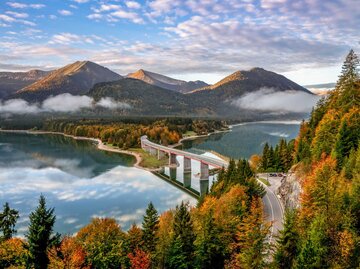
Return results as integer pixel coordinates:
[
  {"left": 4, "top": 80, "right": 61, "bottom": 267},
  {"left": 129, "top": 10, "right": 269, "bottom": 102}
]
[{"left": 263, "top": 49, "right": 360, "bottom": 268}]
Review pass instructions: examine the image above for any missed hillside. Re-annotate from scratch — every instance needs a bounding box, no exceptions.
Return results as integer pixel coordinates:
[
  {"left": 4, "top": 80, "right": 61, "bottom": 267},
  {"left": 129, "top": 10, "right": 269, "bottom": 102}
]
[
  {"left": 14, "top": 61, "right": 122, "bottom": 102},
  {"left": 191, "top": 67, "right": 312, "bottom": 96},
  {"left": 257, "top": 50, "right": 360, "bottom": 268},
  {"left": 0, "top": 70, "right": 49, "bottom": 99},
  {"left": 188, "top": 67, "right": 313, "bottom": 117},
  {"left": 88, "top": 78, "right": 214, "bottom": 116},
  {"left": 127, "top": 69, "right": 208, "bottom": 93}
]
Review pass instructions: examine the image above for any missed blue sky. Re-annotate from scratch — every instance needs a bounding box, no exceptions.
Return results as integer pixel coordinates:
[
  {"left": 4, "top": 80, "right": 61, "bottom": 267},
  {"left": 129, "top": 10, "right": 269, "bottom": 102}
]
[{"left": 0, "top": 0, "right": 359, "bottom": 85}]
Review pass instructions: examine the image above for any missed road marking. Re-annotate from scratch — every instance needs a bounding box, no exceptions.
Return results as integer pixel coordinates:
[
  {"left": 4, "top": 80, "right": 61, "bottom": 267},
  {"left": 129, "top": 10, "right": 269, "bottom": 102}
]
[{"left": 265, "top": 192, "right": 275, "bottom": 243}]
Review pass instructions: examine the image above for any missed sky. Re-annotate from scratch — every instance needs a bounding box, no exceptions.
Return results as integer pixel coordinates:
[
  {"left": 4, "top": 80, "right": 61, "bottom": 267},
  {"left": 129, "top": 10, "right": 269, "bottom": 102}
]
[{"left": 0, "top": 0, "right": 359, "bottom": 85}]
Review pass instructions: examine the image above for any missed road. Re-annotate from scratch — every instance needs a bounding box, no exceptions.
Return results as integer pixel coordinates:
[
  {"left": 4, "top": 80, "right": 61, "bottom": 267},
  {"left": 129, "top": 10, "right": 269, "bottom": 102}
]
[{"left": 257, "top": 174, "right": 285, "bottom": 245}]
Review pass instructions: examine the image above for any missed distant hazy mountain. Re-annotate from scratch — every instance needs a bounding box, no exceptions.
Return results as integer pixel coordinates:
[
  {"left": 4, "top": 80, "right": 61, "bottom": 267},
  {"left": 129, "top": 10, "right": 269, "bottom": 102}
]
[
  {"left": 127, "top": 69, "right": 208, "bottom": 93},
  {"left": 0, "top": 70, "right": 49, "bottom": 99},
  {"left": 304, "top": 82, "right": 336, "bottom": 95},
  {"left": 88, "top": 78, "right": 214, "bottom": 116},
  {"left": 14, "top": 61, "right": 122, "bottom": 102}
]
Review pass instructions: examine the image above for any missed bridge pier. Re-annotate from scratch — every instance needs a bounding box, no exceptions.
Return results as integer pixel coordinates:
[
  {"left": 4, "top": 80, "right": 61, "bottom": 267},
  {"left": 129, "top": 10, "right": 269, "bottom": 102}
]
[
  {"left": 169, "top": 153, "right": 177, "bottom": 166},
  {"left": 200, "top": 179, "right": 209, "bottom": 196},
  {"left": 183, "top": 157, "right": 191, "bottom": 173},
  {"left": 149, "top": 147, "right": 157, "bottom": 156},
  {"left": 170, "top": 167, "right": 177, "bottom": 180},
  {"left": 183, "top": 171, "right": 191, "bottom": 188},
  {"left": 157, "top": 150, "right": 166, "bottom": 160},
  {"left": 200, "top": 162, "right": 209, "bottom": 180}
]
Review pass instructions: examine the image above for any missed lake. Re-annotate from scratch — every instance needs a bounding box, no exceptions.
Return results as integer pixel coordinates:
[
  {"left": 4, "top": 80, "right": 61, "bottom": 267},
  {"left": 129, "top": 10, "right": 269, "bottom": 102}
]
[
  {"left": 0, "top": 121, "right": 300, "bottom": 236},
  {"left": 0, "top": 132, "right": 196, "bottom": 236},
  {"left": 182, "top": 121, "right": 301, "bottom": 159}
]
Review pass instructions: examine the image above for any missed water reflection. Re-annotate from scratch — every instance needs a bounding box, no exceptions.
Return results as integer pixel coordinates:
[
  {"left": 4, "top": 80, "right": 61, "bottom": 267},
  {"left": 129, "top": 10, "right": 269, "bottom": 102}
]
[
  {"left": 182, "top": 122, "right": 300, "bottom": 159},
  {"left": 161, "top": 155, "right": 217, "bottom": 196},
  {"left": 0, "top": 132, "right": 196, "bottom": 235}
]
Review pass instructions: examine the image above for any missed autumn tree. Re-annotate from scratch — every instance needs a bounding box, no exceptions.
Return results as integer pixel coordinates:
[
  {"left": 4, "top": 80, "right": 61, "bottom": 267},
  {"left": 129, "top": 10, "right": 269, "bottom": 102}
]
[
  {"left": 231, "top": 198, "right": 270, "bottom": 269},
  {"left": 27, "top": 195, "right": 60, "bottom": 269},
  {"left": 0, "top": 238, "right": 28, "bottom": 268},
  {"left": 0, "top": 202, "right": 19, "bottom": 241},
  {"left": 128, "top": 249, "right": 151, "bottom": 269},
  {"left": 127, "top": 224, "right": 143, "bottom": 254},
  {"left": 76, "top": 218, "right": 126, "bottom": 268}
]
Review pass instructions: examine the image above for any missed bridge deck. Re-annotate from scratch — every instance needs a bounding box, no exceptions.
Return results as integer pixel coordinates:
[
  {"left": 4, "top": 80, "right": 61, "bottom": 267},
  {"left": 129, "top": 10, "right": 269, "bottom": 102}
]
[{"left": 141, "top": 136, "right": 228, "bottom": 168}]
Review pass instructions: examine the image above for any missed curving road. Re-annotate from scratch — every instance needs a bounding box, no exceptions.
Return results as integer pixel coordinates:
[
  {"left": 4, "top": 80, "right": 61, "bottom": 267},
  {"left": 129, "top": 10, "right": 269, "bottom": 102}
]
[{"left": 259, "top": 180, "right": 284, "bottom": 244}]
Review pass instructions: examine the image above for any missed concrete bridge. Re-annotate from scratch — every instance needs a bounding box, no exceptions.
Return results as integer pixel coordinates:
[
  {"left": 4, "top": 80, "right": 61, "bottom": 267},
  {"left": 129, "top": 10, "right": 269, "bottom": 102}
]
[{"left": 141, "top": 135, "right": 228, "bottom": 195}]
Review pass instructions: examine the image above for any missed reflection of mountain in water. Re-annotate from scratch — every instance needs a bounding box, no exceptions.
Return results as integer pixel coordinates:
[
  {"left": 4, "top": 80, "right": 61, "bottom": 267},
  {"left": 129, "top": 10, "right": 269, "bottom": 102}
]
[{"left": 0, "top": 132, "right": 135, "bottom": 178}]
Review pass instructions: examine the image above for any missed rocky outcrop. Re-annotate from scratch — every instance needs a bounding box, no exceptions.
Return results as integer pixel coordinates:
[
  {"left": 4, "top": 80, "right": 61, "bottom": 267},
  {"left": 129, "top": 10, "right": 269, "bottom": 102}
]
[{"left": 277, "top": 170, "right": 302, "bottom": 209}]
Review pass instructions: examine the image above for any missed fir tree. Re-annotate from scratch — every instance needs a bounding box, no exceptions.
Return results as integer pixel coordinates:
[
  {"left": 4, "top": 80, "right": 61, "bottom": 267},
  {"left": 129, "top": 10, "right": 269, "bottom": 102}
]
[
  {"left": 274, "top": 209, "right": 299, "bottom": 269},
  {"left": 142, "top": 202, "right": 159, "bottom": 254},
  {"left": 261, "top": 143, "right": 270, "bottom": 170},
  {"left": 0, "top": 202, "right": 19, "bottom": 241},
  {"left": 168, "top": 202, "right": 195, "bottom": 269},
  {"left": 195, "top": 211, "right": 225, "bottom": 269},
  {"left": 26, "top": 195, "right": 59, "bottom": 269}
]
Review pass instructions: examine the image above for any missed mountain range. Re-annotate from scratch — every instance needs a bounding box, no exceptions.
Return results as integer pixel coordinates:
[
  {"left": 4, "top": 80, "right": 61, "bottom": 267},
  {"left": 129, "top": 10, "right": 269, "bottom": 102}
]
[
  {"left": 0, "top": 61, "right": 315, "bottom": 119},
  {"left": 14, "top": 61, "right": 122, "bottom": 102},
  {"left": 0, "top": 70, "right": 49, "bottom": 99},
  {"left": 127, "top": 69, "right": 208, "bottom": 93}
]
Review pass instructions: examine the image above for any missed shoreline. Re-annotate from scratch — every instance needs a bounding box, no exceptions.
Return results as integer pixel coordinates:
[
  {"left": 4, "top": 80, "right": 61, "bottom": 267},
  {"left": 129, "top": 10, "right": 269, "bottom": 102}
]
[{"left": 0, "top": 129, "right": 162, "bottom": 172}]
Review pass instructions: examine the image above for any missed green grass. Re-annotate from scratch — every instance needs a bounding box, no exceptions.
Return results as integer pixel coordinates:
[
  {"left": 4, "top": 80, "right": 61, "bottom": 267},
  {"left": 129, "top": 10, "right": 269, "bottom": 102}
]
[
  {"left": 182, "top": 131, "right": 197, "bottom": 137},
  {"left": 258, "top": 177, "right": 271, "bottom": 186},
  {"left": 130, "top": 148, "right": 169, "bottom": 169}
]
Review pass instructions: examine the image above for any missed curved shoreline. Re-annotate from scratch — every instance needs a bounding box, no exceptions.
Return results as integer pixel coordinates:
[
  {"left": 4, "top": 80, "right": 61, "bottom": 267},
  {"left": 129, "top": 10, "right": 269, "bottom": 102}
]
[{"left": 0, "top": 129, "right": 161, "bottom": 172}]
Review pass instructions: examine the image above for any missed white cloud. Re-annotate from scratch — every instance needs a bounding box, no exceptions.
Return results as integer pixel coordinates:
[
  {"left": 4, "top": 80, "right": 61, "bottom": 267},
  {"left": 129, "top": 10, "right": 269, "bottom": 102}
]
[
  {"left": 5, "top": 11, "right": 29, "bottom": 18},
  {"left": 6, "top": 2, "right": 45, "bottom": 9},
  {"left": 42, "top": 94, "right": 93, "bottom": 112},
  {"left": 96, "top": 97, "right": 131, "bottom": 109},
  {"left": 87, "top": 13, "right": 103, "bottom": 20},
  {"left": 111, "top": 10, "right": 144, "bottom": 24},
  {"left": 0, "top": 14, "right": 16, "bottom": 23},
  {"left": 230, "top": 88, "right": 320, "bottom": 113},
  {"left": 125, "top": 1, "right": 141, "bottom": 9},
  {"left": 73, "top": 0, "right": 89, "bottom": 3},
  {"left": 0, "top": 94, "right": 131, "bottom": 114},
  {"left": 50, "top": 33, "right": 92, "bottom": 45},
  {"left": 58, "top": 10, "right": 73, "bottom": 16},
  {"left": 0, "top": 99, "right": 40, "bottom": 114}
]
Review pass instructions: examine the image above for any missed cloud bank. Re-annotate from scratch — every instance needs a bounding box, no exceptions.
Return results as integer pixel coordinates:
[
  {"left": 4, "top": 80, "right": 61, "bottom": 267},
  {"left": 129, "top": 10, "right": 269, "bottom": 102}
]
[
  {"left": 231, "top": 88, "right": 320, "bottom": 113},
  {"left": 0, "top": 93, "right": 130, "bottom": 114}
]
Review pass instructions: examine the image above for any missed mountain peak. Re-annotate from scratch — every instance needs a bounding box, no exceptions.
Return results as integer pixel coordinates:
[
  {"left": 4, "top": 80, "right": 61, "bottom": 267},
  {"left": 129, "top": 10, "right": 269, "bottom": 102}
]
[
  {"left": 14, "top": 61, "right": 122, "bottom": 102},
  {"left": 127, "top": 69, "right": 209, "bottom": 93}
]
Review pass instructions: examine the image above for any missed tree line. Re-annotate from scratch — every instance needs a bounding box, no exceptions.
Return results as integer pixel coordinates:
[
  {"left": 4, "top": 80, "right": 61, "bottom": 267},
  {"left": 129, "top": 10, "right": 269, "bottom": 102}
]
[{"left": 41, "top": 118, "right": 226, "bottom": 149}]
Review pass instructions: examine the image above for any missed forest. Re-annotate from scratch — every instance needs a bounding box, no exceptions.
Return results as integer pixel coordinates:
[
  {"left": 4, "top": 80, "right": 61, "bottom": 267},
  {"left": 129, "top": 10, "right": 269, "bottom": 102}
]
[
  {"left": 41, "top": 118, "right": 227, "bottom": 148},
  {"left": 0, "top": 50, "right": 359, "bottom": 268}
]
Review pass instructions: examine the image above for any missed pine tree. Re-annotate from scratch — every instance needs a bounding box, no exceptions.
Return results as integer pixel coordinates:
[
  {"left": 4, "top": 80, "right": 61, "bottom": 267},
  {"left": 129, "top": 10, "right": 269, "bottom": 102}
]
[
  {"left": 296, "top": 214, "right": 329, "bottom": 269},
  {"left": 168, "top": 202, "right": 195, "bottom": 269},
  {"left": 274, "top": 209, "right": 299, "bottom": 269},
  {"left": 0, "top": 202, "right": 19, "bottom": 241},
  {"left": 26, "top": 195, "right": 59, "bottom": 269},
  {"left": 261, "top": 143, "right": 270, "bottom": 170},
  {"left": 195, "top": 211, "right": 225, "bottom": 269},
  {"left": 142, "top": 202, "right": 159, "bottom": 254}
]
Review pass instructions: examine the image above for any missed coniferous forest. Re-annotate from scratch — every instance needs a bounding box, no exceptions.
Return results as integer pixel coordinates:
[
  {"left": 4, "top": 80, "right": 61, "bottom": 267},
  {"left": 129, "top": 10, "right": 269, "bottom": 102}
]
[{"left": 0, "top": 50, "right": 359, "bottom": 268}]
